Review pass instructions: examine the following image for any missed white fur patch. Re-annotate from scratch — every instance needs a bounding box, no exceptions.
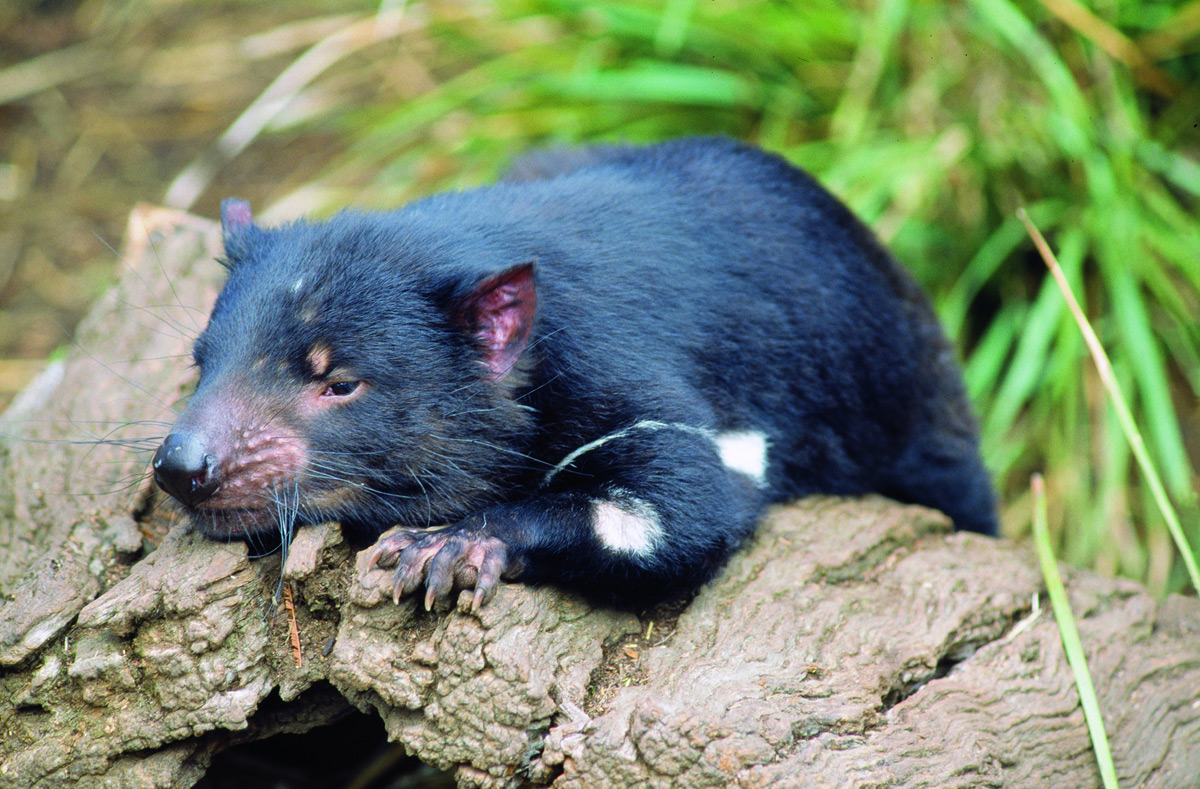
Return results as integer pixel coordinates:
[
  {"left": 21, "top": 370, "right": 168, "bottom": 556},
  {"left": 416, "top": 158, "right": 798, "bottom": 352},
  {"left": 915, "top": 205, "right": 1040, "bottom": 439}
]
[
  {"left": 715, "top": 430, "right": 769, "bottom": 485},
  {"left": 592, "top": 494, "right": 662, "bottom": 556}
]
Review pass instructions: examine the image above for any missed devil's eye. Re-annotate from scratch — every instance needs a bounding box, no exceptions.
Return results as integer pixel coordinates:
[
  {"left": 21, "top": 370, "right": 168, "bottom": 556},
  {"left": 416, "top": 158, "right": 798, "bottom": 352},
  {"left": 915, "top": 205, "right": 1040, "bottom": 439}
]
[{"left": 323, "top": 380, "right": 361, "bottom": 397}]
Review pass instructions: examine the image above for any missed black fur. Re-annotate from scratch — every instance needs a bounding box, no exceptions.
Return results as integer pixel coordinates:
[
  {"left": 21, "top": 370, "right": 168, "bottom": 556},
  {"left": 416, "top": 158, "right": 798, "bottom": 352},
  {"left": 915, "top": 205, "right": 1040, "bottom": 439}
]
[{"left": 153, "top": 137, "right": 995, "bottom": 609}]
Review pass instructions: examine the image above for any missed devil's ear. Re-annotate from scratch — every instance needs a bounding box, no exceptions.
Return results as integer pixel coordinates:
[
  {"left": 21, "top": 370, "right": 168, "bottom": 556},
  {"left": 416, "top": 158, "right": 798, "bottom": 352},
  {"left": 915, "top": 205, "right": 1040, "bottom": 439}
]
[
  {"left": 453, "top": 262, "right": 537, "bottom": 382},
  {"left": 220, "top": 198, "right": 258, "bottom": 263},
  {"left": 221, "top": 198, "right": 253, "bottom": 233}
]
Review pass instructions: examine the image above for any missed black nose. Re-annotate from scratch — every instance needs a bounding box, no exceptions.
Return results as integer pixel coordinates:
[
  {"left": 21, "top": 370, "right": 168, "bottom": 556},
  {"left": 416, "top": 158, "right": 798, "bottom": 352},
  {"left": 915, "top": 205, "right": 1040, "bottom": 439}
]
[{"left": 153, "top": 432, "right": 219, "bottom": 507}]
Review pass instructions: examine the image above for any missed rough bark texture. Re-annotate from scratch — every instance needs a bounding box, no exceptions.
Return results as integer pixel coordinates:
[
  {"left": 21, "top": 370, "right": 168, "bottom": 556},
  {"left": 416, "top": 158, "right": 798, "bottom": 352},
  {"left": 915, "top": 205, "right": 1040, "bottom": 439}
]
[{"left": 0, "top": 207, "right": 1197, "bottom": 788}]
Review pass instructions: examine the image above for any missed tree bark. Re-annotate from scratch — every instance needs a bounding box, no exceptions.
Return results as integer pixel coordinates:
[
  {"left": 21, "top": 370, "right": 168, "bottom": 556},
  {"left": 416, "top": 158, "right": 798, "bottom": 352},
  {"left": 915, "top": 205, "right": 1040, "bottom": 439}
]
[{"left": 0, "top": 207, "right": 1196, "bottom": 788}]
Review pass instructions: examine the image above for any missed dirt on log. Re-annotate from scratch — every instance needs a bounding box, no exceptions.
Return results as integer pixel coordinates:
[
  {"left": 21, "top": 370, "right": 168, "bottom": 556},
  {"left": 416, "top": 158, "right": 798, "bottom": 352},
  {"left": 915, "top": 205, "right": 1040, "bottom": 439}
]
[{"left": 0, "top": 206, "right": 1197, "bottom": 788}]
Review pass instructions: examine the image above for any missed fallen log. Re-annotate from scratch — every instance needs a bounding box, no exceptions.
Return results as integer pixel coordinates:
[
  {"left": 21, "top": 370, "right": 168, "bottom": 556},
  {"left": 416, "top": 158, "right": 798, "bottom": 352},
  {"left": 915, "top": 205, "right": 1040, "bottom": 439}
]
[{"left": 0, "top": 207, "right": 1196, "bottom": 788}]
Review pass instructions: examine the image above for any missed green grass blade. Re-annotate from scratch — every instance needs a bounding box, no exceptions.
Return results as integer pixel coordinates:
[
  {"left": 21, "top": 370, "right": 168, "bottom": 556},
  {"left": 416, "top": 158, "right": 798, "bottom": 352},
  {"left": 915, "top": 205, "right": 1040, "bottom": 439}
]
[
  {"left": 538, "top": 62, "right": 759, "bottom": 108},
  {"left": 1030, "top": 475, "right": 1119, "bottom": 789},
  {"left": 1098, "top": 240, "right": 1195, "bottom": 503},
  {"left": 1020, "top": 209, "right": 1200, "bottom": 592},
  {"left": 654, "top": 0, "right": 697, "bottom": 55},
  {"left": 981, "top": 228, "right": 1083, "bottom": 440},
  {"left": 830, "top": 0, "right": 909, "bottom": 145}
]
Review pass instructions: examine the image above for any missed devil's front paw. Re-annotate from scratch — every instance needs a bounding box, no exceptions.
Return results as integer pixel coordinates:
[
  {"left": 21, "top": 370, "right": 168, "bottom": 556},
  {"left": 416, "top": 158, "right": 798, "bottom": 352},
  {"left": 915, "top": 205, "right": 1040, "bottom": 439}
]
[{"left": 362, "top": 526, "right": 514, "bottom": 611}]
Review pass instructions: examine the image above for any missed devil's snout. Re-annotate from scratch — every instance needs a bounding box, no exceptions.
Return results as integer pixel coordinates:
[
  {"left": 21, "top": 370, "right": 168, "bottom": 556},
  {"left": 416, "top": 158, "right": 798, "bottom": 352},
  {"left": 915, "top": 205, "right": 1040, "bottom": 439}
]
[{"left": 153, "top": 432, "right": 220, "bottom": 507}]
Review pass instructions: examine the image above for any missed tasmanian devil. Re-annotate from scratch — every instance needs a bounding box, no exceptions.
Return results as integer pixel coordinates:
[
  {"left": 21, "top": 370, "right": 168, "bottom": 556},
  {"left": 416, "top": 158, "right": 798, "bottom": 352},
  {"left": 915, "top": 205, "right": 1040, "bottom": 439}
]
[{"left": 151, "top": 137, "right": 996, "bottom": 610}]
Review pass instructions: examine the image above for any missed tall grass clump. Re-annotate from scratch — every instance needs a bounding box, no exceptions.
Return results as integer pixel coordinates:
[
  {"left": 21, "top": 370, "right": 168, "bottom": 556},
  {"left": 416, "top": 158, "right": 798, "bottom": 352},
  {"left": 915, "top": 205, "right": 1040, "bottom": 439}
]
[{"left": 174, "top": 0, "right": 1199, "bottom": 593}]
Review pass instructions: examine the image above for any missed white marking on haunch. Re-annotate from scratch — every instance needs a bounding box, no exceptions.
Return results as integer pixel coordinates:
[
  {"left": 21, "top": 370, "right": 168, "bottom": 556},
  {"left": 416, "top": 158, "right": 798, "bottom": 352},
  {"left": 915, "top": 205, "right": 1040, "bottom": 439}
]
[
  {"left": 715, "top": 430, "right": 769, "bottom": 485},
  {"left": 592, "top": 493, "right": 662, "bottom": 556},
  {"left": 291, "top": 276, "right": 305, "bottom": 294}
]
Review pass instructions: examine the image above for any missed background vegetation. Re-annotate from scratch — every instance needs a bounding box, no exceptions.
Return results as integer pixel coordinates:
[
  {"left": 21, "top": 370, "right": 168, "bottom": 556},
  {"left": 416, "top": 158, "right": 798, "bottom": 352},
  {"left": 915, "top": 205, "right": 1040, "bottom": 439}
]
[{"left": 2, "top": 0, "right": 1198, "bottom": 594}]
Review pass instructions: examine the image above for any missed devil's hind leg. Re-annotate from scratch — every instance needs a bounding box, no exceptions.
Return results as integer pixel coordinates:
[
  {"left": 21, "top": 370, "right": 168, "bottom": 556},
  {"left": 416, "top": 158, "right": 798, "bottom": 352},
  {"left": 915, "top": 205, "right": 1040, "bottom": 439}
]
[{"left": 880, "top": 432, "right": 997, "bottom": 535}]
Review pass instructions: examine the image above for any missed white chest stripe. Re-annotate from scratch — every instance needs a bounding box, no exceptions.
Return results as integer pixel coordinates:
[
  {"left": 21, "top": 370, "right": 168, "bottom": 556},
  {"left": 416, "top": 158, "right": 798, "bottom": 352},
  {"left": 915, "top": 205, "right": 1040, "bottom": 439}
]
[
  {"left": 542, "top": 420, "right": 770, "bottom": 488},
  {"left": 541, "top": 420, "right": 710, "bottom": 487},
  {"left": 592, "top": 493, "right": 662, "bottom": 556}
]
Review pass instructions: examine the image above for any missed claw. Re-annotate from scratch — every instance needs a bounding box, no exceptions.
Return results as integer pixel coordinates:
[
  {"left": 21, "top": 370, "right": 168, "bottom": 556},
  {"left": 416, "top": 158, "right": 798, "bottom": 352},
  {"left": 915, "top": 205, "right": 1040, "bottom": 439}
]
[
  {"left": 361, "top": 526, "right": 513, "bottom": 610},
  {"left": 474, "top": 549, "right": 505, "bottom": 609},
  {"left": 425, "top": 547, "right": 459, "bottom": 607},
  {"left": 365, "top": 528, "right": 418, "bottom": 571},
  {"left": 395, "top": 543, "right": 438, "bottom": 597}
]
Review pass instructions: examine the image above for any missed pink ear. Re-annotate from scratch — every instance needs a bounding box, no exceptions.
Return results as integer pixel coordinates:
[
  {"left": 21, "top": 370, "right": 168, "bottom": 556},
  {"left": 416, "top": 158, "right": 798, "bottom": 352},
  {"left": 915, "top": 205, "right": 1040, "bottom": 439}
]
[
  {"left": 462, "top": 263, "right": 537, "bottom": 381},
  {"left": 221, "top": 199, "right": 254, "bottom": 234}
]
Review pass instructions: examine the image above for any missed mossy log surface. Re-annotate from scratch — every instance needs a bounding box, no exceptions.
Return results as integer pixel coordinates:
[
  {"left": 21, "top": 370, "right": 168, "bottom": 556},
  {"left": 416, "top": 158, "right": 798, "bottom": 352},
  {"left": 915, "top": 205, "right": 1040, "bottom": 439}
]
[{"left": 0, "top": 207, "right": 1197, "bottom": 788}]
